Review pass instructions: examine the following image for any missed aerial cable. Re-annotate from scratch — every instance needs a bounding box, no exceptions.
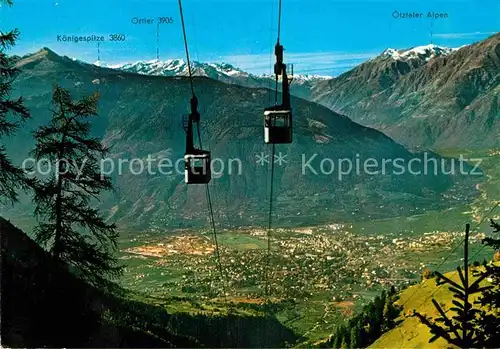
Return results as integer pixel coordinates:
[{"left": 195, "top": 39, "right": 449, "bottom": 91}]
[
  {"left": 269, "top": 0, "right": 284, "bottom": 105},
  {"left": 196, "top": 116, "right": 227, "bottom": 299},
  {"left": 277, "top": 0, "right": 282, "bottom": 43},
  {"left": 206, "top": 185, "right": 227, "bottom": 298},
  {"left": 196, "top": 124, "right": 227, "bottom": 298},
  {"left": 263, "top": 0, "right": 287, "bottom": 312},
  {"left": 178, "top": 0, "right": 226, "bottom": 299},
  {"left": 274, "top": 0, "right": 283, "bottom": 105},
  {"left": 178, "top": 0, "right": 195, "bottom": 96},
  {"left": 267, "top": 0, "right": 275, "bottom": 107},
  {"left": 264, "top": 143, "right": 276, "bottom": 307}
]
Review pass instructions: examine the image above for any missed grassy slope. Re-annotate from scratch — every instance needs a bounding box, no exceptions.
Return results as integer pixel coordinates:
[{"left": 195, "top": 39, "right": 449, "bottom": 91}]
[{"left": 369, "top": 266, "right": 492, "bottom": 349}]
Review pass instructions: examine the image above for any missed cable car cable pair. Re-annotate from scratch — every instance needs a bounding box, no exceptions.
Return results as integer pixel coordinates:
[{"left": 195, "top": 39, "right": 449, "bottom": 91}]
[
  {"left": 264, "top": 0, "right": 293, "bottom": 145},
  {"left": 178, "top": 0, "right": 227, "bottom": 299},
  {"left": 178, "top": 0, "right": 293, "bottom": 305},
  {"left": 263, "top": 0, "right": 293, "bottom": 311},
  {"left": 179, "top": 0, "right": 210, "bottom": 185}
]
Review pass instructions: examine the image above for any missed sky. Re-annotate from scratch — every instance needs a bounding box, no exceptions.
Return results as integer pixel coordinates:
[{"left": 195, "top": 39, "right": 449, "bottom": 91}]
[{"left": 1, "top": 0, "right": 499, "bottom": 76}]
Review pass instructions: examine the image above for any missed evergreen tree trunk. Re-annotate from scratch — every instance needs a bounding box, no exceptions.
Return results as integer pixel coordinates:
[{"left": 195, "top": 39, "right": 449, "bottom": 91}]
[
  {"left": 53, "top": 126, "right": 67, "bottom": 259},
  {"left": 53, "top": 156, "right": 63, "bottom": 258}
]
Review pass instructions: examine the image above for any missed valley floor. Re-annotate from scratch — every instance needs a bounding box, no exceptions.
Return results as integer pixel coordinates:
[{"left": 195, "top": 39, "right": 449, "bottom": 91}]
[
  {"left": 118, "top": 221, "right": 494, "bottom": 342},
  {"left": 117, "top": 148, "right": 500, "bottom": 343}
]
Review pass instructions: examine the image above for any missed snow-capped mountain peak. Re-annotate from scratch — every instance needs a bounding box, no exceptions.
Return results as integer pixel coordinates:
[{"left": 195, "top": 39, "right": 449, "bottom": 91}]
[
  {"left": 94, "top": 58, "right": 331, "bottom": 99},
  {"left": 117, "top": 59, "right": 190, "bottom": 75},
  {"left": 208, "top": 62, "right": 248, "bottom": 76},
  {"left": 103, "top": 59, "right": 331, "bottom": 86},
  {"left": 382, "top": 44, "right": 456, "bottom": 62},
  {"left": 109, "top": 59, "right": 249, "bottom": 79}
]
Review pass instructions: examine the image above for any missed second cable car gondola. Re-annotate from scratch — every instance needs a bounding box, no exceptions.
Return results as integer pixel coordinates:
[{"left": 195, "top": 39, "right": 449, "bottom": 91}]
[
  {"left": 264, "top": 41, "right": 293, "bottom": 144},
  {"left": 183, "top": 96, "right": 211, "bottom": 184}
]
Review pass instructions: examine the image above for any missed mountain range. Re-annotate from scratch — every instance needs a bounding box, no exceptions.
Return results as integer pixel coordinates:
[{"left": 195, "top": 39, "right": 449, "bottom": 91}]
[
  {"left": 100, "top": 34, "right": 500, "bottom": 151},
  {"left": 0, "top": 47, "right": 480, "bottom": 230},
  {"left": 98, "top": 58, "right": 329, "bottom": 100},
  {"left": 311, "top": 44, "right": 458, "bottom": 117},
  {"left": 312, "top": 35, "right": 500, "bottom": 150}
]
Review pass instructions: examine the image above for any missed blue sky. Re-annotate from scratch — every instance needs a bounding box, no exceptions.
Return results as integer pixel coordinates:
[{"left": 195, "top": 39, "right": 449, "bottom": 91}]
[{"left": 1, "top": 0, "right": 499, "bottom": 76}]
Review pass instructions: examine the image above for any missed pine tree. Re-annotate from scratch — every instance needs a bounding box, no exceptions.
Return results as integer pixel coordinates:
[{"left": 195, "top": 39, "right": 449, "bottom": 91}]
[
  {"left": 0, "top": 0, "right": 31, "bottom": 204},
  {"left": 382, "top": 296, "right": 393, "bottom": 330},
  {"left": 473, "top": 220, "right": 500, "bottom": 347},
  {"left": 382, "top": 290, "right": 400, "bottom": 331},
  {"left": 349, "top": 322, "right": 361, "bottom": 349},
  {"left": 362, "top": 296, "right": 383, "bottom": 342},
  {"left": 32, "top": 84, "right": 122, "bottom": 288},
  {"left": 332, "top": 325, "right": 348, "bottom": 349},
  {"left": 331, "top": 328, "right": 342, "bottom": 349},
  {"left": 340, "top": 336, "right": 349, "bottom": 349},
  {"left": 414, "top": 224, "right": 491, "bottom": 347}
]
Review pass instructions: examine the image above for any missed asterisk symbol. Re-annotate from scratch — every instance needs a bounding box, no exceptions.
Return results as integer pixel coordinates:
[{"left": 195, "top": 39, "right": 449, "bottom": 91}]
[
  {"left": 255, "top": 152, "right": 269, "bottom": 166},
  {"left": 274, "top": 152, "right": 288, "bottom": 166}
]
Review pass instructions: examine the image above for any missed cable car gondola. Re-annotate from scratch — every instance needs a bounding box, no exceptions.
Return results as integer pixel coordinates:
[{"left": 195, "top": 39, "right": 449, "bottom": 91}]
[
  {"left": 183, "top": 95, "right": 211, "bottom": 184},
  {"left": 264, "top": 41, "right": 293, "bottom": 144},
  {"left": 177, "top": 0, "right": 226, "bottom": 297}
]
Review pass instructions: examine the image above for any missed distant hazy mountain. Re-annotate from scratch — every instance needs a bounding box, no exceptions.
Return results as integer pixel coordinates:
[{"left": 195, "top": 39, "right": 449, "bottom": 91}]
[
  {"left": 107, "top": 59, "right": 330, "bottom": 100},
  {"left": 312, "top": 34, "right": 500, "bottom": 150},
  {"left": 3, "top": 48, "right": 480, "bottom": 230}
]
